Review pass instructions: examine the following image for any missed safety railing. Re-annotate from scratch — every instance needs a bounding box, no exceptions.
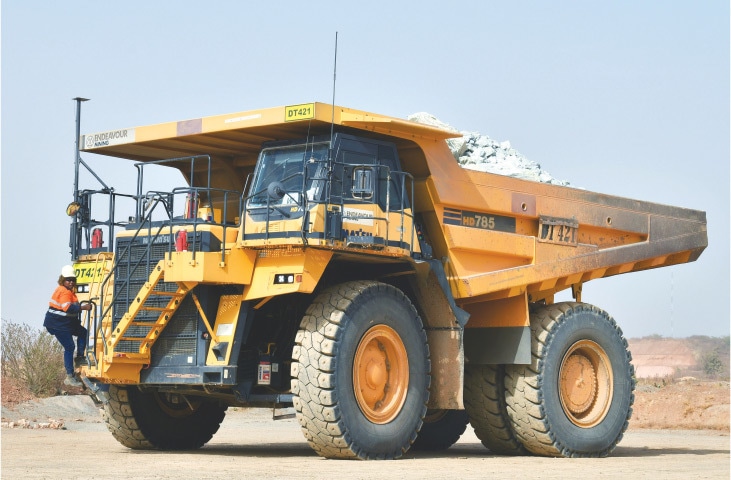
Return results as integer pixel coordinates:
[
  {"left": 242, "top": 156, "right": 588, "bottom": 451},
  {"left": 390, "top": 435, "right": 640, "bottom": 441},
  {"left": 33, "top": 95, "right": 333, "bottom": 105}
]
[{"left": 73, "top": 155, "right": 243, "bottom": 363}]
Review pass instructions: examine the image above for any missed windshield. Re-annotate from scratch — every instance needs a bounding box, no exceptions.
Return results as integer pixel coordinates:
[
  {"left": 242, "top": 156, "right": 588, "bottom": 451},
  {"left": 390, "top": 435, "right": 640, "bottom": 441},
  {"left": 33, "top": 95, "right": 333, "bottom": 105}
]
[{"left": 248, "top": 142, "right": 329, "bottom": 207}]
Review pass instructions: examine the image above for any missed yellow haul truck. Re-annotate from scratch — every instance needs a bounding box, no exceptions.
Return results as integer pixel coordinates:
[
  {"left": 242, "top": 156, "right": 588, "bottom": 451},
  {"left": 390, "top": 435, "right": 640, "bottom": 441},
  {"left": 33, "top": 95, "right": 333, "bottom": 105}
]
[{"left": 68, "top": 101, "right": 707, "bottom": 459}]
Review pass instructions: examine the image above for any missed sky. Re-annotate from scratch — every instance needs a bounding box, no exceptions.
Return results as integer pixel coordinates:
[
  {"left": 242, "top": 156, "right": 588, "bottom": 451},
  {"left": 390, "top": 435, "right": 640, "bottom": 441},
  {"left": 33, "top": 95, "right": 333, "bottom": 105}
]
[{"left": 1, "top": 1, "right": 729, "bottom": 339}]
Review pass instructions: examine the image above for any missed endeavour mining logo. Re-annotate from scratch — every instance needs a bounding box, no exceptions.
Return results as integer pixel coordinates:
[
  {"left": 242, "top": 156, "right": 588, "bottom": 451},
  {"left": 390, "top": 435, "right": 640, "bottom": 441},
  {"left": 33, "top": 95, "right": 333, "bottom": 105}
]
[
  {"left": 343, "top": 207, "right": 374, "bottom": 226},
  {"left": 83, "top": 128, "right": 135, "bottom": 149}
]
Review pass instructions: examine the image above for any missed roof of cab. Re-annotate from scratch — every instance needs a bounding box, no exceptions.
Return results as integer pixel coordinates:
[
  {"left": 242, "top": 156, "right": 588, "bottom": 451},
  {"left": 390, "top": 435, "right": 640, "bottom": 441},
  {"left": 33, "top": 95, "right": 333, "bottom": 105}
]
[{"left": 80, "top": 102, "right": 461, "bottom": 162}]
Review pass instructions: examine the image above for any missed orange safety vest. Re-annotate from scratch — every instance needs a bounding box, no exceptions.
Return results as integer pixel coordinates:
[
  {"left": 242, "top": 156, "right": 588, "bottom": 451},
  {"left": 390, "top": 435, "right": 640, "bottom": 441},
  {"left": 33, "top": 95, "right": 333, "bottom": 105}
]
[{"left": 48, "top": 285, "right": 79, "bottom": 314}]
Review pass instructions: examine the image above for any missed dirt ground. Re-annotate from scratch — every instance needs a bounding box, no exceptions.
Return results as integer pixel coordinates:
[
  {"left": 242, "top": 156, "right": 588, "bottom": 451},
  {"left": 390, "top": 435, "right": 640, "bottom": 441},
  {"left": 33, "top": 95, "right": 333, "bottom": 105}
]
[
  {"left": 632, "top": 378, "right": 730, "bottom": 430},
  {"left": 1, "top": 407, "right": 728, "bottom": 480},
  {"left": 1, "top": 379, "right": 729, "bottom": 479}
]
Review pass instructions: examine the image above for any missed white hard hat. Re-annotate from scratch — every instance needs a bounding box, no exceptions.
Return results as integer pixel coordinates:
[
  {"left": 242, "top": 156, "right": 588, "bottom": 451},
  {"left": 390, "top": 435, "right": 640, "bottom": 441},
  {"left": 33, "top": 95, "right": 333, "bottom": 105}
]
[{"left": 61, "top": 265, "right": 76, "bottom": 278}]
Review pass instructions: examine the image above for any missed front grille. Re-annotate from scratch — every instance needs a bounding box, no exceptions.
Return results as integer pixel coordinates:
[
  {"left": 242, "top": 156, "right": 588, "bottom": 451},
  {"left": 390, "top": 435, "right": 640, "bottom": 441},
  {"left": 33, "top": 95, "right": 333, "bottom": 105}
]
[
  {"left": 115, "top": 244, "right": 169, "bottom": 279},
  {"left": 114, "top": 236, "right": 198, "bottom": 360},
  {"left": 151, "top": 297, "right": 198, "bottom": 363}
]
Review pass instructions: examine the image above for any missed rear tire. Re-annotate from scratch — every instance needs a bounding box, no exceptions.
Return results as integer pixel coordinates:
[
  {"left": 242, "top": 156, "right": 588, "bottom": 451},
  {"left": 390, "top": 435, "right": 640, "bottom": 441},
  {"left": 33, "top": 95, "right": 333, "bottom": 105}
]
[
  {"left": 504, "top": 302, "right": 634, "bottom": 458},
  {"left": 464, "top": 364, "right": 527, "bottom": 455},
  {"left": 412, "top": 409, "right": 469, "bottom": 451},
  {"left": 103, "top": 385, "right": 227, "bottom": 450},
  {"left": 291, "top": 280, "right": 430, "bottom": 459}
]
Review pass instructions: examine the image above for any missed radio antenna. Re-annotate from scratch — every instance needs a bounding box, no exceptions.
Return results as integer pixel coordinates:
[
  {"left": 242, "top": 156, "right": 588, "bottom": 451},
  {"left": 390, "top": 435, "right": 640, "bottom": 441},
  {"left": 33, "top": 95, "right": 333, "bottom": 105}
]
[
  {"left": 330, "top": 31, "right": 338, "bottom": 146},
  {"left": 324, "top": 32, "right": 338, "bottom": 241}
]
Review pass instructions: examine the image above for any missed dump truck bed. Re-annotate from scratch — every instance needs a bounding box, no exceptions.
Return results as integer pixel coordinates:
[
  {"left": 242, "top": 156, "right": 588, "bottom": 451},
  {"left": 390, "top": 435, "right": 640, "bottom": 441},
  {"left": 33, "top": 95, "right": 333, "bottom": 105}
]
[
  {"left": 81, "top": 102, "right": 707, "bottom": 305},
  {"left": 418, "top": 166, "right": 706, "bottom": 304}
]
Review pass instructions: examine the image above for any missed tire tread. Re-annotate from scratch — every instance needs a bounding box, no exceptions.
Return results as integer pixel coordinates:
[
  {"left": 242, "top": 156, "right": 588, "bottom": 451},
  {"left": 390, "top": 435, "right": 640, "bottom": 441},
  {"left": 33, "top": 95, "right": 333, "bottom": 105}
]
[
  {"left": 464, "top": 364, "right": 527, "bottom": 455},
  {"left": 504, "top": 302, "right": 635, "bottom": 458},
  {"left": 102, "top": 385, "right": 226, "bottom": 450},
  {"left": 291, "top": 280, "right": 430, "bottom": 459}
]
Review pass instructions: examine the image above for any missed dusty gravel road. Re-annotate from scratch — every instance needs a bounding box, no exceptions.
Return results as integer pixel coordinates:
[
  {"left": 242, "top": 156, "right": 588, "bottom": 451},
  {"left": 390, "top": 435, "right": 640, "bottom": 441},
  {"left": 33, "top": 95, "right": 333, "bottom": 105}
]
[{"left": 2, "top": 406, "right": 729, "bottom": 480}]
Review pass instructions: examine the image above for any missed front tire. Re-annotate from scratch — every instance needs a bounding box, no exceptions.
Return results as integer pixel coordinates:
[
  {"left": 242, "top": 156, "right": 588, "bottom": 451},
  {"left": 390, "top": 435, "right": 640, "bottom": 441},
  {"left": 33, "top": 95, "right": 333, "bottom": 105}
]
[
  {"left": 103, "top": 385, "right": 227, "bottom": 450},
  {"left": 504, "top": 302, "right": 635, "bottom": 458},
  {"left": 291, "top": 281, "right": 430, "bottom": 459}
]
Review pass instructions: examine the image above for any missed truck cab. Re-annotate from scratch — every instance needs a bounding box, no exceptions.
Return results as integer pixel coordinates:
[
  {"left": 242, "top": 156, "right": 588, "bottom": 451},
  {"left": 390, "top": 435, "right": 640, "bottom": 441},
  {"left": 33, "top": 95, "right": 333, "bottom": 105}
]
[{"left": 242, "top": 133, "right": 416, "bottom": 254}]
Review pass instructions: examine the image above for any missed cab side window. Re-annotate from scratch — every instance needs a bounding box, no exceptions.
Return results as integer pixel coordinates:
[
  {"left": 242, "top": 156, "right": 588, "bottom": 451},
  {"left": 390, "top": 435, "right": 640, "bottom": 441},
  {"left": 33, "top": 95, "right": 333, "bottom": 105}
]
[
  {"left": 377, "top": 145, "right": 406, "bottom": 211},
  {"left": 335, "top": 137, "right": 407, "bottom": 211}
]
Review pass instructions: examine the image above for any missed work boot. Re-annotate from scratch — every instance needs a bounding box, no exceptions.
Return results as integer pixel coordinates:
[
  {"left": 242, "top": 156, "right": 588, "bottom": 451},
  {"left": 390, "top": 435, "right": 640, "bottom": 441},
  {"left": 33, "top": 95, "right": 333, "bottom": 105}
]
[
  {"left": 64, "top": 375, "right": 83, "bottom": 388},
  {"left": 74, "top": 356, "right": 86, "bottom": 368}
]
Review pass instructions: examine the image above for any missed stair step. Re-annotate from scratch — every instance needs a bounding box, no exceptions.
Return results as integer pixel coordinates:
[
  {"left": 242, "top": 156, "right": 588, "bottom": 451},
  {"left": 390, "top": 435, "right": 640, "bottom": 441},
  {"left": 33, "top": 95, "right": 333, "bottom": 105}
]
[
  {"left": 106, "top": 259, "right": 194, "bottom": 366},
  {"left": 139, "top": 306, "right": 177, "bottom": 312},
  {"left": 149, "top": 291, "right": 186, "bottom": 297}
]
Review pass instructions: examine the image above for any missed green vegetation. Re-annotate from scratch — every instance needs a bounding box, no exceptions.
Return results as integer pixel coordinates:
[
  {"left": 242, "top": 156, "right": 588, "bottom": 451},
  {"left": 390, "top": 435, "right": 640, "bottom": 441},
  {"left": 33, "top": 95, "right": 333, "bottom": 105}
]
[
  {"left": 702, "top": 350, "right": 724, "bottom": 377},
  {"left": 688, "top": 335, "right": 730, "bottom": 380},
  {"left": 1, "top": 320, "right": 65, "bottom": 396}
]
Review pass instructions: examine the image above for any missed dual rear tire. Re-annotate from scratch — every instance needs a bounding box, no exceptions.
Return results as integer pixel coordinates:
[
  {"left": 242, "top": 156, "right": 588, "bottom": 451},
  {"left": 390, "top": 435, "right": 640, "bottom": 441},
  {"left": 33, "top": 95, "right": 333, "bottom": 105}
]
[
  {"left": 465, "top": 302, "right": 635, "bottom": 458},
  {"left": 504, "top": 302, "right": 635, "bottom": 457},
  {"left": 464, "top": 364, "right": 527, "bottom": 455}
]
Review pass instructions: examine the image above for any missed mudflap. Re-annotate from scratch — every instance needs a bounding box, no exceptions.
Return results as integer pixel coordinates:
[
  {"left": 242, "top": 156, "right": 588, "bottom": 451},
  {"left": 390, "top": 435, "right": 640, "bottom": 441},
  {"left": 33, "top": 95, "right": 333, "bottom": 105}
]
[{"left": 80, "top": 376, "right": 110, "bottom": 405}]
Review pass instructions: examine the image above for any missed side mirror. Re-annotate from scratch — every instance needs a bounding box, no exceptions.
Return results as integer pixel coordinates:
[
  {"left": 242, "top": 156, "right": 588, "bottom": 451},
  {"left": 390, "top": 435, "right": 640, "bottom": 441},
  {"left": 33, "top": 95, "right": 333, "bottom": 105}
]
[
  {"left": 267, "top": 181, "right": 286, "bottom": 200},
  {"left": 352, "top": 167, "right": 374, "bottom": 199}
]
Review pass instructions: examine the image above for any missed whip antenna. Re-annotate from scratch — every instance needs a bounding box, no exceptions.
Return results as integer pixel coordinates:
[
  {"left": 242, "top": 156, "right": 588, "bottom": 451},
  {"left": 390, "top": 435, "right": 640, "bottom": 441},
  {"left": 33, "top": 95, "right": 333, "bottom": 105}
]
[{"left": 330, "top": 32, "right": 338, "bottom": 145}]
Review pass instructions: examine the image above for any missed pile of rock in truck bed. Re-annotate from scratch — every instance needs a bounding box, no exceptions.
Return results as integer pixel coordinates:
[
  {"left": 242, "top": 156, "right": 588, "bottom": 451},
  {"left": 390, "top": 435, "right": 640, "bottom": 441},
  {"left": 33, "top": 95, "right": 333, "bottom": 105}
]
[{"left": 409, "top": 112, "right": 568, "bottom": 186}]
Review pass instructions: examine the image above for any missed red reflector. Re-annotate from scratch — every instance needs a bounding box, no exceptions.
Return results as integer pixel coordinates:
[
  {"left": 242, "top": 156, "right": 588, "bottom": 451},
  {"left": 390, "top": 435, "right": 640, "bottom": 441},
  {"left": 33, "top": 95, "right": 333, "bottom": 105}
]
[
  {"left": 176, "top": 229, "right": 188, "bottom": 252},
  {"left": 295, "top": 274, "right": 303, "bottom": 283}
]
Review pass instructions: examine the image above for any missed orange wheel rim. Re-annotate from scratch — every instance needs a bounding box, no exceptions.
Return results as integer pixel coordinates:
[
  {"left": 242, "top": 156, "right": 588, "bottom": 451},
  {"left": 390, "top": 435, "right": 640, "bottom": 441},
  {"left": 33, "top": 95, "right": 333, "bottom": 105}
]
[
  {"left": 558, "top": 340, "right": 613, "bottom": 428},
  {"left": 353, "top": 324, "right": 409, "bottom": 424}
]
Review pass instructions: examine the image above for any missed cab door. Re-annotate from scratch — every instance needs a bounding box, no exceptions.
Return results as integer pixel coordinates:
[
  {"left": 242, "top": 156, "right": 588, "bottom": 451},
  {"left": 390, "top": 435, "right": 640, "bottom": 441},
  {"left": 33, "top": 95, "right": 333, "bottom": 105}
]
[{"left": 332, "top": 135, "right": 413, "bottom": 252}]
